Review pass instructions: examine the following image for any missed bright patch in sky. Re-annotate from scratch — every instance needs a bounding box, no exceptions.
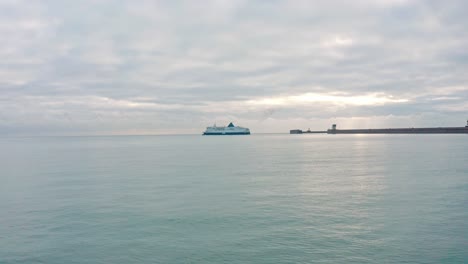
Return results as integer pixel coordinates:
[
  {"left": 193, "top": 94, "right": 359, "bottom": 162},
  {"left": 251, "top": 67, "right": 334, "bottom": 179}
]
[{"left": 248, "top": 93, "right": 408, "bottom": 107}]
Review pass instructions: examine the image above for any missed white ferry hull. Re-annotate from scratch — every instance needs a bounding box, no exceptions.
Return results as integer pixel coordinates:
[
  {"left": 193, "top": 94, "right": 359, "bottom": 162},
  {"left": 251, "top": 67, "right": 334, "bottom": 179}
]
[{"left": 203, "top": 131, "right": 250, "bottom": 135}]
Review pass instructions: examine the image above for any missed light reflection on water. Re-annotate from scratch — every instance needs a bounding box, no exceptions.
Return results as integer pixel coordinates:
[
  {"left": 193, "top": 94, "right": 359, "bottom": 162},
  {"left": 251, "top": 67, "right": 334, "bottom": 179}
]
[{"left": 0, "top": 134, "right": 467, "bottom": 263}]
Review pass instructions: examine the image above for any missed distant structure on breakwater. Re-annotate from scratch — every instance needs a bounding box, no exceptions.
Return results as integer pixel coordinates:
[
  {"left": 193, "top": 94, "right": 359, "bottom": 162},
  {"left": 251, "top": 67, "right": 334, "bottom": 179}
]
[
  {"left": 290, "top": 120, "right": 468, "bottom": 134},
  {"left": 290, "top": 128, "right": 325, "bottom": 134}
]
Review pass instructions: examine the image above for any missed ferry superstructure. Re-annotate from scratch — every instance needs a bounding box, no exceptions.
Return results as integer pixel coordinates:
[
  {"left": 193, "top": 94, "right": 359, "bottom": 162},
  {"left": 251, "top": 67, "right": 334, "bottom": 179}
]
[{"left": 203, "top": 122, "right": 250, "bottom": 135}]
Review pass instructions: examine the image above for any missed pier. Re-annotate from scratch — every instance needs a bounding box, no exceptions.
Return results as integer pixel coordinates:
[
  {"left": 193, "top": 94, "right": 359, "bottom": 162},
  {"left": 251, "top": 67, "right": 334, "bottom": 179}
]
[
  {"left": 290, "top": 121, "right": 468, "bottom": 134},
  {"left": 290, "top": 129, "right": 327, "bottom": 134}
]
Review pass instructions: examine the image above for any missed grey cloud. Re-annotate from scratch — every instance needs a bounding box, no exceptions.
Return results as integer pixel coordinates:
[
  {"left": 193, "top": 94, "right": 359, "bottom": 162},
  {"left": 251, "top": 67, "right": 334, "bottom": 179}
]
[{"left": 0, "top": 0, "right": 467, "bottom": 135}]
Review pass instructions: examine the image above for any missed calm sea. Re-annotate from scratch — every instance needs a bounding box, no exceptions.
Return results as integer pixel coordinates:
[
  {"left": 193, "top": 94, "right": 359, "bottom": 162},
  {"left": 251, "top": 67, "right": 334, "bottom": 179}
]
[{"left": 1, "top": 134, "right": 467, "bottom": 263}]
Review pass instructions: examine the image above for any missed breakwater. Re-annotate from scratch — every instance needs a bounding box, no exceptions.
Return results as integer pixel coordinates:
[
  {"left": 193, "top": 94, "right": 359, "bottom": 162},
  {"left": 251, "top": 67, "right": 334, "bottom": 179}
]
[
  {"left": 290, "top": 129, "right": 326, "bottom": 134},
  {"left": 291, "top": 121, "right": 468, "bottom": 134},
  {"left": 327, "top": 126, "right": 468, "bottom": 134}
]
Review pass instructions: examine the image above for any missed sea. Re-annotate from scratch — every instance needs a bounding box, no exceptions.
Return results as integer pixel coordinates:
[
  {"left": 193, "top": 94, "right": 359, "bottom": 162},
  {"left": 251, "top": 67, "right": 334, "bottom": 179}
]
[{"left": 0, "top": 134, "right": 467, "bottom": 263}]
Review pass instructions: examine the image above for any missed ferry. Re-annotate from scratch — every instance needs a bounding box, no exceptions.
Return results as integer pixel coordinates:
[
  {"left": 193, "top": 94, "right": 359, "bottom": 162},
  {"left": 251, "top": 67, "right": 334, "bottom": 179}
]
[{"left": 203, "top": 122, "right": 250, "bottom": 135}]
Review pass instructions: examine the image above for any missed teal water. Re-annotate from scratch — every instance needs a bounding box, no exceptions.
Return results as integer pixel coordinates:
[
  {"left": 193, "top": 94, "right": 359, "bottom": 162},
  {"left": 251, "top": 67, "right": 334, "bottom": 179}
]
[{"left": 1, "top": 134, "right": 467, "bottom": 263}]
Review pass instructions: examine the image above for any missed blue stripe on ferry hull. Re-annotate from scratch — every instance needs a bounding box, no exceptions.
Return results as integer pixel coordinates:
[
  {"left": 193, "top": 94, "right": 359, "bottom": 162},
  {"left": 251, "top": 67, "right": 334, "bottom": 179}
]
[{"left": 203, "top": 132, "right": 250, "bottom": 135}]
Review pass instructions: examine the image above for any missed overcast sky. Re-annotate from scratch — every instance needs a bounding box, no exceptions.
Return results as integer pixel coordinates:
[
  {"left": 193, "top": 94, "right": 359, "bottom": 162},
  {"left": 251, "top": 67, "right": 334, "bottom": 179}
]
[{"left": 1, "top": 0, "right": 467, "bottom": 135}]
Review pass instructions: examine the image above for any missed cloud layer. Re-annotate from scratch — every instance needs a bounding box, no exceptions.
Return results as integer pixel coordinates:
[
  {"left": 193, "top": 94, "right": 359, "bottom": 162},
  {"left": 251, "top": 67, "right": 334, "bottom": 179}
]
[{"left": 1, "top": 0, "right": 467, "bottom": 135}]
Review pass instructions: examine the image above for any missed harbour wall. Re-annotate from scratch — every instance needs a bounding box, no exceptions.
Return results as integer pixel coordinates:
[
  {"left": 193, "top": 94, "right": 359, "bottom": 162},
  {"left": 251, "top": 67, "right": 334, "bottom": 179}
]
[
  {"left": 327, "top": 127, "right": 468, "bottom": 134},
  {"left": 290, "top": 126, "right": 468, "bottom": 134}
]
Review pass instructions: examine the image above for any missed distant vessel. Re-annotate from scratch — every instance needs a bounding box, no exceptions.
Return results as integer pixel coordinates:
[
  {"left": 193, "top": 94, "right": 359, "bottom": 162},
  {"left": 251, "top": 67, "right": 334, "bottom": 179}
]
[{"left": 203, "top": 122, "right": 250, "bottom": 135}]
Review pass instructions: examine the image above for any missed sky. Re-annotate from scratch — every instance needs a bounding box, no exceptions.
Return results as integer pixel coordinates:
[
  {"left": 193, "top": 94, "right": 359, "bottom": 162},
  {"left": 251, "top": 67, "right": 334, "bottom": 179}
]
[{"left": 1, "top": 0, "right": 467, "bottom": 135}]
